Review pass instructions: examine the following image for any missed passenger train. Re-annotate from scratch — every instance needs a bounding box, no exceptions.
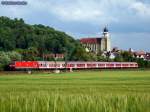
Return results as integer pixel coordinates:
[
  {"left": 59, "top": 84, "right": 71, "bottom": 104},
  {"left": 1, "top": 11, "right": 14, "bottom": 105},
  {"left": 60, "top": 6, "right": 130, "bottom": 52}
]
[{"left": 9, "top": 61, "right": 138, "bottom": 70}]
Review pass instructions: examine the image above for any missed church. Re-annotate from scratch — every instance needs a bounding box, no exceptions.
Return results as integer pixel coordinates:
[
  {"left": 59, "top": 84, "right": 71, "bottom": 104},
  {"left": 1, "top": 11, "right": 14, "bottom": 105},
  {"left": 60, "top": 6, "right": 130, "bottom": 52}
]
[{"left": 80, "top": 27, "right": 111, "bottom": 54}]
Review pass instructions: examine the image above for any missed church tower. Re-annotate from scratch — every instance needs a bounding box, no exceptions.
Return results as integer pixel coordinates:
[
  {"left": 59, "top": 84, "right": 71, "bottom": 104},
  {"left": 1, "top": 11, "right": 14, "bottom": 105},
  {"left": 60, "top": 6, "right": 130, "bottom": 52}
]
[
  {"left": 80, "top": 26, "right": 111, "bottom": 54},
  {"left": 103, "top": 27, "right": 111, "bottom": 51}
]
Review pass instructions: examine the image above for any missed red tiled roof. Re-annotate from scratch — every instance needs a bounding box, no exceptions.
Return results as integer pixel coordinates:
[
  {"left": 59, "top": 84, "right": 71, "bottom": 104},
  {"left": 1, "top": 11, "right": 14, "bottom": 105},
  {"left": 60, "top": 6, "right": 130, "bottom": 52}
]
[
  {"left": 80, "top": 38, "right": 102, "bottom": 44},
  {"left": 134, "top": 51, "right": 145, "bottom": 56}
]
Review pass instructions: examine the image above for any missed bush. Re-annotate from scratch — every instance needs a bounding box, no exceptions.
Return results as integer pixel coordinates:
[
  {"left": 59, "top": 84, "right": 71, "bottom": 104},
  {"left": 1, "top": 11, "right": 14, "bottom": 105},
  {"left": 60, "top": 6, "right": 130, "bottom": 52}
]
[
  {"left": 0, "top": 51, "right": 22, "bottom": 70},
  {"left": 7, "top": 51, "right": 22, "bottom": 61},
  {"left": 0, "top": 51, "right": 11, "bottom": 70}
]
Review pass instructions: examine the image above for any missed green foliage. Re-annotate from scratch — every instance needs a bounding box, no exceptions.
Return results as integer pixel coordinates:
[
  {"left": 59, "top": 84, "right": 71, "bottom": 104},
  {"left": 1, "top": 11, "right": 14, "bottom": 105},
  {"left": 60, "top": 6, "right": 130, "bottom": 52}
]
[
  {"left": 0, "top": 16, "right": 78, "bottom": 60},
  {"left": 7, "top": 51, "right": 22, "bottom": 61},
  {"left": 121, "top": 51, "right": 133, "bottom": 62},
  {"left": 69, "top": 44, "right": 95, "bottom": 61},
  {"left": 0, "top": 52, "right": 11, "bottom": 70},
  {"left": 0, "top": 51, "right": 22, "bottom": 70},
  {"left": 97, "top": 56, "right": 107, "bottom": 61},
  {"left": 135, "top": 58, "right": 150, "bottom": 68},
  {"left": 114, "top": 54, "right": 124, "bottom": 62}
]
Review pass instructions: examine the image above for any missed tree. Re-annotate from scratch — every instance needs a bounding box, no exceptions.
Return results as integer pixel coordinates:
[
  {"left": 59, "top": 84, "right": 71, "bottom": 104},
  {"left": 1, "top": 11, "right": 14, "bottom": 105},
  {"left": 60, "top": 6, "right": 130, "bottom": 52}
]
[
  {"left": 7, "top": 51, "right": 22, "bottom": 61},
  {"left": 69, "top": 45, "right": 92, "bottom": 61},
  {"left": 0, "top": 52, "right": 11, "bottom": 70},
  {"left": 114, "top": 54, "right": 124, "bottom": 62},
  {"left": 121, "top": 51, "right": 133, "bottom": 61}
]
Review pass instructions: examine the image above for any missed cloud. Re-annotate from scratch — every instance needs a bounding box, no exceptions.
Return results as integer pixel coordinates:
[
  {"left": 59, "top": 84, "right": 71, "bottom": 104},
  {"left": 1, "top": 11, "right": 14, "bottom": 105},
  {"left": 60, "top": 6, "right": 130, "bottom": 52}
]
[
  {"left": 48, "top": 0, "right": 119, "bottom": 24},
  {"left": 130, "top": 1, "right": 150, "bottom": 18},
  {"left": 1, "top": 0, "right": 150, "bottom": 24},
  {"left": 46, "top": 0, "right": 150, "bottom": 25},
  {"left": 52, "top": 6, "right": 103, "bottom": 22},
  {"left": 50, "top": 0, "right": 103, "bottom": 22}
]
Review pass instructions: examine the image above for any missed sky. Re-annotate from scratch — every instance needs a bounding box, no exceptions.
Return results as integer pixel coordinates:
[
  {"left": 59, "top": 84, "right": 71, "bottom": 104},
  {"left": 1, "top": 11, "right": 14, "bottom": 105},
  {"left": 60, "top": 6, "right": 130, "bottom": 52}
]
[{"left": 0, "top": 0, "right": 150, "bottom": 51}]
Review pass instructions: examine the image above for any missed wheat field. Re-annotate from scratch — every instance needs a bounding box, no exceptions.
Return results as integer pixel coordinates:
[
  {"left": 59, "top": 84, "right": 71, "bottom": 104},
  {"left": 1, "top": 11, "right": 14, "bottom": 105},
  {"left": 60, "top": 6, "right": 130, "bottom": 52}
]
[{"left": 0, "top": 70, "right": 149, "bottom": 112}]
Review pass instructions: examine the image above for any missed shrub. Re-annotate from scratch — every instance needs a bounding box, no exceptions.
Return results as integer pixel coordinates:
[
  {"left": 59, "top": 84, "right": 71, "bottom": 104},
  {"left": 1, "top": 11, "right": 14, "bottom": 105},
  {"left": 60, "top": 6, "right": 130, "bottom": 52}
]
[{"left": 0, "top": 51, "right": 22, "bottom": 70}]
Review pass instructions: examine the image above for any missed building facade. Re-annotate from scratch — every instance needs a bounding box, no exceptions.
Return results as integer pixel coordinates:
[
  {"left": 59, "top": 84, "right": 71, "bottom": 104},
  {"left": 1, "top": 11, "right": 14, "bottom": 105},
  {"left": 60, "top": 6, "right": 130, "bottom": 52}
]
[{"left": 80, "top": 27, "right": 111, "bottom": 54}]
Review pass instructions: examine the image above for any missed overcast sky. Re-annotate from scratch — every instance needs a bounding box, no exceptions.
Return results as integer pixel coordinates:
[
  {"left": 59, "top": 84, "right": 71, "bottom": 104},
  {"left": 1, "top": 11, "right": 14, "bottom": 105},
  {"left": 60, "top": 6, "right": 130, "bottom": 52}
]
[{"left": 0, "top": 0, "right": 150, "bottom": 51}]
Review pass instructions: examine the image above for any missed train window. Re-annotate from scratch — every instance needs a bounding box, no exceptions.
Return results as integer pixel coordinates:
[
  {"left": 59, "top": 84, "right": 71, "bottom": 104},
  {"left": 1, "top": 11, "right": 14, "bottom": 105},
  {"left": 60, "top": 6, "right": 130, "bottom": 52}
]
[
  {"left": 40, "top": 63, "right": 46, "bottom": 67},
  {"left": 106, "top": 64, "right": 110, "bottom": 66},
  {"left": 87, "top": 64, "right": 96, "bottom": 67},
  {"left": 116, "top": 64, "right": 121, "bottom": 66},
  {"left": 77, "top": 64, "right": 85, "bottom": 67},
  {"left": 93, "top": 64, "right": 96, "bottom": 67},
  {"left": 62, "top": 64, "right": 65, "bottom": 67},
  {"left": 87, "top": 64, "right": 91, "bottom": 67},
  {"left": 122, "top": 64, "right": 129, "bottom": 66},
  {"left": 68, "top": 64, "right": 75, "bottom": 67},
  {"left": 109, "top": 64, "right": 114, "bottom": 66},
  {"left": 98, "top": 64, "right": 105, "bottom": 66}
]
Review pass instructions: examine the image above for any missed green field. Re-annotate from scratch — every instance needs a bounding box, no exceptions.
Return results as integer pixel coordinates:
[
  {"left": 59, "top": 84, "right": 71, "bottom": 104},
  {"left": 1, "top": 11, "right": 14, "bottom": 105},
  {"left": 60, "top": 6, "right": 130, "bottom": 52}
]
[{"left": 0, "top": 71, "right": 150, "bottom": 112}]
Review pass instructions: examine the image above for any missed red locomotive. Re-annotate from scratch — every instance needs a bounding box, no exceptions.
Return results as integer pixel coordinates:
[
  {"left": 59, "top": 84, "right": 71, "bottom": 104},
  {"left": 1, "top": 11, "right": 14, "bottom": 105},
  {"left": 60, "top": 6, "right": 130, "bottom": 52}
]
[{"left": 9, "top": 61, "right": 138, "bottom": 70}]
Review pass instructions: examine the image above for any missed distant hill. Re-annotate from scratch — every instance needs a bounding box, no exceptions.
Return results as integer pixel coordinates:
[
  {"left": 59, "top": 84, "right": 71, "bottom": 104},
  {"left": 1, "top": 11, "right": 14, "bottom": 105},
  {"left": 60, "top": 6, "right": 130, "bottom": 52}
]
[
  {"left": 0, "top": 16, "right": 91, "bottom": 61},
  {"left": 0, "top": 16, "right": 77, "bottom": 52}
]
